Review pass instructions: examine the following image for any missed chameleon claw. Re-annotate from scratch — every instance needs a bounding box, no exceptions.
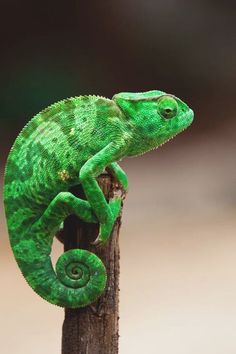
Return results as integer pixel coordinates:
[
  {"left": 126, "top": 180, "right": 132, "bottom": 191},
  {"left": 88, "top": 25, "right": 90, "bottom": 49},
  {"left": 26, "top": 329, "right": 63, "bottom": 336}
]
[
  {"left": 90, "top": 198, "right": 122, "bottom": 246},
  {"left": 109, "top": 197, "right": 122, "bottom": 219},
  {"left": 90, "top": 237, "right": 103, "bottom": 246},
  {"left": 90, "top": 221, "right": 113, "bottom": 246}
]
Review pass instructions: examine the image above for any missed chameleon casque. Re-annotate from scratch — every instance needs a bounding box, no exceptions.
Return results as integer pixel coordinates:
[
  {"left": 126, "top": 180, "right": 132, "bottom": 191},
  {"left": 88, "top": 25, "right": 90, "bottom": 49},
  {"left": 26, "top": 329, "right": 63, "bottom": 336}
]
[{"left": 3, "top": 90, "right": 194, "bottom": 308}]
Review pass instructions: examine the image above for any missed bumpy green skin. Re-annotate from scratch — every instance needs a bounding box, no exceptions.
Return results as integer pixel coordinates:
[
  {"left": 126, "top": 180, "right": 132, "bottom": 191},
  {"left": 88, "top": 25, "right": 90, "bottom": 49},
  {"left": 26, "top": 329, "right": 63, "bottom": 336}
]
[{"left": 3, "top": 90, "right": 194, "bottom": 308}]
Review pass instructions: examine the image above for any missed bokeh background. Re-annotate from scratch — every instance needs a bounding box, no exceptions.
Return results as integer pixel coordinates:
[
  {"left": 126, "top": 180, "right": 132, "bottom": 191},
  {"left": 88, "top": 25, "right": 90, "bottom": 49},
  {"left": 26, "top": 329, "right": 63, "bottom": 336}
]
[{"left": 1, "top": 1, "right": 236, "bottom": 353}]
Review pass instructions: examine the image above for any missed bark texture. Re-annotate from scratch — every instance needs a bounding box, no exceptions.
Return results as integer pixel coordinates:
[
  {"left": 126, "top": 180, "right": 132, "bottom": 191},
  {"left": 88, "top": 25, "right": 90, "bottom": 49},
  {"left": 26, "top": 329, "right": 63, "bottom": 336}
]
[{"left": 61, "top": 173, "right": 125, "bottom": 354}]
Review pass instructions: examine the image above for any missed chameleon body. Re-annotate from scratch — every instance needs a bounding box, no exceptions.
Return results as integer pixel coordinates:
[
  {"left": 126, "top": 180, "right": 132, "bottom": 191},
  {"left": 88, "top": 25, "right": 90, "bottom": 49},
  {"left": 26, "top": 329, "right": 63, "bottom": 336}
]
[{"left": 3, "top": 90, "right": 193, "bottom": 308}]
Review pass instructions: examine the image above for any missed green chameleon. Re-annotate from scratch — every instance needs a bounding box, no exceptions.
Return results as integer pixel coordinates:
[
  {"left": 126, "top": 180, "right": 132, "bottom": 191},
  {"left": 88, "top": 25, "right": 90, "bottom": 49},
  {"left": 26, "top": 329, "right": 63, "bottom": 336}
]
[{"left": 3, "top": 90, "right": 194, "bottom": 308}]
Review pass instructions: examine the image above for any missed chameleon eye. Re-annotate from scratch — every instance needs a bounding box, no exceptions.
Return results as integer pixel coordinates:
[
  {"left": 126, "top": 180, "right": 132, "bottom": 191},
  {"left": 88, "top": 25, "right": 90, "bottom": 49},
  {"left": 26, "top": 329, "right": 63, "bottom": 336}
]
[{"left": 157, "top": 96, "right": 178, "bottom": 119}]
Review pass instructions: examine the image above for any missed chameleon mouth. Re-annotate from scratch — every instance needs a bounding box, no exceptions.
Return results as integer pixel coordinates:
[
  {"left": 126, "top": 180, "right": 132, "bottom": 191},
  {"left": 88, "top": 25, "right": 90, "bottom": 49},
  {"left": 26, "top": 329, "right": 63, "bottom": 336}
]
[
  {"left": 182, "top": 108, "right": 194, "bottom": 127},
  {"left": 175, "top": 108, "right": 194, "bottom": 136}
]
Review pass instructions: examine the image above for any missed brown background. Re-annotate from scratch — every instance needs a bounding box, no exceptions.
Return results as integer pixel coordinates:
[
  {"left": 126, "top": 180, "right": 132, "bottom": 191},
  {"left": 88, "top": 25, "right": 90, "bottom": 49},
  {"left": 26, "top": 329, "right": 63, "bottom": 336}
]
[{"left": 1, "top": 1, "right": 236, "bottom": 353}]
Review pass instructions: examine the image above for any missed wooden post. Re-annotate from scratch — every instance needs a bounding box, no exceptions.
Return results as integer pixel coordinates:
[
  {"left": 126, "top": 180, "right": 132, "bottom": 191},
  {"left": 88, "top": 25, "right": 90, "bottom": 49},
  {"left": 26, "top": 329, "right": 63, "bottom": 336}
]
[{"left": 61, "top": 173, "right": 125, "bottom": 354}]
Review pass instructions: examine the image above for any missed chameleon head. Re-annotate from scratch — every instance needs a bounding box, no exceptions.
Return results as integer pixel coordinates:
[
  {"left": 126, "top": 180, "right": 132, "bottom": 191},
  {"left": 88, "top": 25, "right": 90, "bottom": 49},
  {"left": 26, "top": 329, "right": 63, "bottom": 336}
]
[{"left": 113, "top": 90, "right": 194, "bottom": 155}]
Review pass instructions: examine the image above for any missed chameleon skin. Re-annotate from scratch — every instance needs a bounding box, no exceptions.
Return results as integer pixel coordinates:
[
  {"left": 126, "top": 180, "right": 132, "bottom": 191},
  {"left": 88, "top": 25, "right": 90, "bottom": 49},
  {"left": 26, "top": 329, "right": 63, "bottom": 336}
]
[{"left": 3, "top": 91, "right": 194, "bottom": 308}]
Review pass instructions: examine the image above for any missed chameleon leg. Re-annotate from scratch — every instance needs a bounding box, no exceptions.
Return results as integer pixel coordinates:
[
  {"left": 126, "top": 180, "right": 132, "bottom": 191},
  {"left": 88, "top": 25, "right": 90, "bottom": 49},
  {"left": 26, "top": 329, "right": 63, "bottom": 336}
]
[
  {"left": 33, "top": 191, "right": 98, "bottom": 237},
  {"left": 106, "top": 162, "right": 129, "bottom": 191},
  {"left": 79, "top": 142, "right": 126, "bottom": 244}
]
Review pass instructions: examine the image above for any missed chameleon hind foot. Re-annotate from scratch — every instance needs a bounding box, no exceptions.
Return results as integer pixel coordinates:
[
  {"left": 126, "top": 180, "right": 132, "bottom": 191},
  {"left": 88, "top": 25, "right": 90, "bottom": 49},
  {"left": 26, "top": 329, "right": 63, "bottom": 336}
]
[
  {"left": 32, "top": 191, "right": 98, "bottom": 239},
  {"left": 91, "top": 197, "right": 122, "bottom": 245}
]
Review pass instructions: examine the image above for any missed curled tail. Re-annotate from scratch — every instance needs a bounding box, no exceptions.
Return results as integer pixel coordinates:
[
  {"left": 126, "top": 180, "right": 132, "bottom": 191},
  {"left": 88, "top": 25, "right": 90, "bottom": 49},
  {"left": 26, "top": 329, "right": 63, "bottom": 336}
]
[{"left": 13, "top": 238, "right": 106, "bottom": 308}]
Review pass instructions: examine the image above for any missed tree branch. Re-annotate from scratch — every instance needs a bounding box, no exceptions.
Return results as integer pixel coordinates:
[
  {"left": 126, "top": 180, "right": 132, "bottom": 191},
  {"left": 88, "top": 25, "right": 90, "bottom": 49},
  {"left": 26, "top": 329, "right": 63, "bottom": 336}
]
[{"left": 61, "top": 173, "right": 125, "bottom": 354}]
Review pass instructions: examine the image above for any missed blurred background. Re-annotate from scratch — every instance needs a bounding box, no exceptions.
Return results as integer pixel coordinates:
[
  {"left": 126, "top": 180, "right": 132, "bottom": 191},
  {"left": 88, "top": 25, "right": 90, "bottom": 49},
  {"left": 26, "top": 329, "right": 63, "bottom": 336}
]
[{"left": 0, "top": 1, "right": 236, "bottom": 353}]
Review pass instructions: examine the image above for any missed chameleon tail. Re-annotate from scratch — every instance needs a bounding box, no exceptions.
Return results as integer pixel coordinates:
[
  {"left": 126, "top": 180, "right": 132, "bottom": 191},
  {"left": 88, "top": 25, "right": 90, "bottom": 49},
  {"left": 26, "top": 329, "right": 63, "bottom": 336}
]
[{"left": 13, "top": 239, "right": 106, "bottom": 308}]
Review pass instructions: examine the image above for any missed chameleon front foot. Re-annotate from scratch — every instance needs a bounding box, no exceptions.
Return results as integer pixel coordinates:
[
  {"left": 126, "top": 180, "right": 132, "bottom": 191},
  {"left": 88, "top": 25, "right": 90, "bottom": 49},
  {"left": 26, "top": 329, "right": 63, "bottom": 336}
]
[{"left": 91, "top": 198, "right": 122, "bottom": 245}]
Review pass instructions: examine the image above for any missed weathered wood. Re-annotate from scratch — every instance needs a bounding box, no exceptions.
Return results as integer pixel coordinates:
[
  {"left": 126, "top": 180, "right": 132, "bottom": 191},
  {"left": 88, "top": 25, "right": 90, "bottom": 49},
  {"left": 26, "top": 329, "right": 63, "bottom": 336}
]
[{"left": 61, "top": 173, "right": 125, "bottom": 354}]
